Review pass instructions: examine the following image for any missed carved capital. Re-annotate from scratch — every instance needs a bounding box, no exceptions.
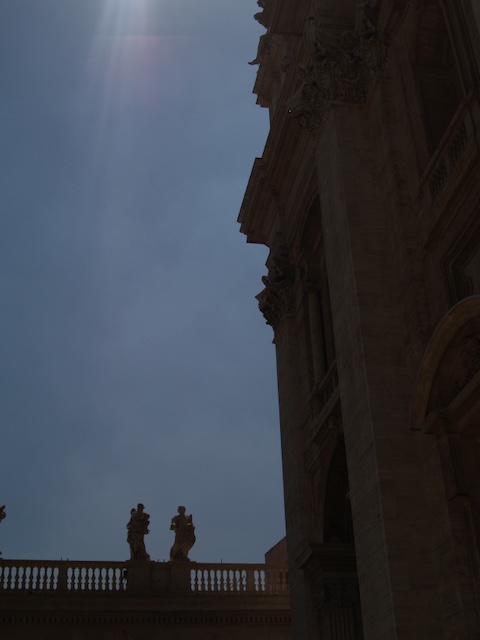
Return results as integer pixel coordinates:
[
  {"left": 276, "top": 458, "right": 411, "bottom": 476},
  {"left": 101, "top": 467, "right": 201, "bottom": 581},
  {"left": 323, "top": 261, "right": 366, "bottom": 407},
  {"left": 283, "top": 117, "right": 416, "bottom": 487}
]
[
  {"left": 288, "top": 22, "right": 387, "bottom": 132},
  {"left": 256, "top": 280, "right": 295, "bottom": 333},
  {"left": 256, "top": 253, "right": 295, "bottom": 333}
]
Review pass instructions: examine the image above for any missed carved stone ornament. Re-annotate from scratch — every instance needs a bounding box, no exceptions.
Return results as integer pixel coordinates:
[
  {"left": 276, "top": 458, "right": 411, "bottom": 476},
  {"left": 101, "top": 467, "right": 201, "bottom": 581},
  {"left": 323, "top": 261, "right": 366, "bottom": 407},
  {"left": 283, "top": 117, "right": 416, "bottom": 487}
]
[
  {"left": 256, "top": 253, "right": 295, "bottom": 333},
  {"left": 253, "top": 0, "right": 268, "bottom": 28},
  {"left": 288, "top": 23, "right": 387, "bottom": 132}
]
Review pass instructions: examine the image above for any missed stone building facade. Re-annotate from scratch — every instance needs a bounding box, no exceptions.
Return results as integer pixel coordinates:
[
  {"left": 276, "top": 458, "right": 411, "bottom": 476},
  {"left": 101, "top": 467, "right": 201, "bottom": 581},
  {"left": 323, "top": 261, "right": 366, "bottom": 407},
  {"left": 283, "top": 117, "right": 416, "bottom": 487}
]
[{"left": 239, "top": 1, "right": 480, "bottom": 639}]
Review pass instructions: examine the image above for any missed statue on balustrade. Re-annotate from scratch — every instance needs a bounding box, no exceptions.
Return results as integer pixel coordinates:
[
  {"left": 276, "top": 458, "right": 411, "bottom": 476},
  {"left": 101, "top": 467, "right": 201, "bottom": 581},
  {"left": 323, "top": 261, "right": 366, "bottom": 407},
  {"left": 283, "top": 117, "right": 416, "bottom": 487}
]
[
  {"left": 127, "top": 503, "right": 151, "bottom": 561},
  {"left": 169, "top": 505, "right": 195, "bottom": 560}
]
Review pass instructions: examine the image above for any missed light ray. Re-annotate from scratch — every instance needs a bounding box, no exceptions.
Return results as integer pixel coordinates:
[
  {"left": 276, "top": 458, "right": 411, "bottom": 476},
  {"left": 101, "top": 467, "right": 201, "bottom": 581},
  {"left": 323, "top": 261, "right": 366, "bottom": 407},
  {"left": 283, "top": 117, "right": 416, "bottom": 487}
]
[{"left": 77, "top": 0, "right": 166, "bottom": 170}]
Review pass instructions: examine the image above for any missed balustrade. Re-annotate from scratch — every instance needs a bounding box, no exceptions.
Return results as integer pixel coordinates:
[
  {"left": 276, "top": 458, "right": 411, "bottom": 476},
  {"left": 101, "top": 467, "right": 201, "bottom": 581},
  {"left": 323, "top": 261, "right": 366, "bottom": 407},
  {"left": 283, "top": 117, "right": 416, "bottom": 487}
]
[
  {"left": 190, "top": 563, "right": 288, "bottom": 594},
  {"left": 0, "top": 560, "right": 288, "bottom": 596},
  {"left": 0, "top": 560, "right": 126, "bottom": 593}
]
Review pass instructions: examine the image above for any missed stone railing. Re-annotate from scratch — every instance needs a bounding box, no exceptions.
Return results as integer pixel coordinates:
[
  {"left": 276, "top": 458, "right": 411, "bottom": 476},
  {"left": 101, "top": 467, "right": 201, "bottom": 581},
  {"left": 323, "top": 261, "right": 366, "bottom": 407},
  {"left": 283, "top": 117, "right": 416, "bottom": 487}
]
[
  {"left": 191, "top": 563, "right": 288, "bottom": 594},
  {"left": 0, "top": 559, "right": 127, "bottom": 593},
  {"left": 0, "top": 560, "right": 288, "bottom": 596}
]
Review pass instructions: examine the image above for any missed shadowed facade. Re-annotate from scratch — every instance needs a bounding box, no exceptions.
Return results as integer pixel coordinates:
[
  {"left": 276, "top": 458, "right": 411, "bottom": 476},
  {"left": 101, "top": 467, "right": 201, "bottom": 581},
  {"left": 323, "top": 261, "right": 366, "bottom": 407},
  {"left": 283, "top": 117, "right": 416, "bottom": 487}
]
[{"left": 239, "top": 1, "right": 480, "bottom": 638}]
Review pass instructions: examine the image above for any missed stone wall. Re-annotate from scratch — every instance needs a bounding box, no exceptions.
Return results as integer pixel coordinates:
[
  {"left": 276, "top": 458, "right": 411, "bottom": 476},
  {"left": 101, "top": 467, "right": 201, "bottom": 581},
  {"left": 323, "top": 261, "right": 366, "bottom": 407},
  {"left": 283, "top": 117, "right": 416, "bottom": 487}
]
[{"left": 240, "top": 1, "right": 480, "bottom": 638}]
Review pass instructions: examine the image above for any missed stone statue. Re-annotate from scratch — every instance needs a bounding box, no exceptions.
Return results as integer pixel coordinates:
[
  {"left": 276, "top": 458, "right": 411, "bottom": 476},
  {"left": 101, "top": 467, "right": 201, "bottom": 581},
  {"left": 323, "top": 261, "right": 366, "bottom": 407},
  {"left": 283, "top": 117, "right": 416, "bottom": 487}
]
[
  {"left": 169, "top": 506, "right": 195, "bottom": 561},
  {"left": 127, "top": 503, "right": 150, "bottom": 561}
]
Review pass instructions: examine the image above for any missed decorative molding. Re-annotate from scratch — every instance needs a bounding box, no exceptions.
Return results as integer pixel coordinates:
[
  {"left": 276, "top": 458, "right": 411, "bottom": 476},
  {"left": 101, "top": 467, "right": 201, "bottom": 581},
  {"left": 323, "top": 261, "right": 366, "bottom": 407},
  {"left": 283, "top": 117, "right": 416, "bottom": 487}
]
[{"left": 0, "top": 611, "right": 291, "bottom": 628}]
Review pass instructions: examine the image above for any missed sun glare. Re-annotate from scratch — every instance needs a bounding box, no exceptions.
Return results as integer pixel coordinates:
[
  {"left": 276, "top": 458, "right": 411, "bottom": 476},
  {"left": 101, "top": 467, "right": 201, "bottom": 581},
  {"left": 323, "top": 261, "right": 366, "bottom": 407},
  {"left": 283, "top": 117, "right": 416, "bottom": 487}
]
[
  {"left": 98, "top": 0, "right": 153, "bottom": 36},
  {"left": 78, "top": 0, "right": 167, "bottom": 168}
]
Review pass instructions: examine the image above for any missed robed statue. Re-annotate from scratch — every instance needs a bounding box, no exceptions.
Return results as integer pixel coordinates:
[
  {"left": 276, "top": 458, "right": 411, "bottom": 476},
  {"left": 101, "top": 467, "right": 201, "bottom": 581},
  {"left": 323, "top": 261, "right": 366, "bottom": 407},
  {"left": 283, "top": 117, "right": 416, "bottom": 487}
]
[
  {"left": 169, "top": 505, "right": 195, "bottom": 561},
  {"left": 127, "top": 503, "right": 151, "bottom": 561}
]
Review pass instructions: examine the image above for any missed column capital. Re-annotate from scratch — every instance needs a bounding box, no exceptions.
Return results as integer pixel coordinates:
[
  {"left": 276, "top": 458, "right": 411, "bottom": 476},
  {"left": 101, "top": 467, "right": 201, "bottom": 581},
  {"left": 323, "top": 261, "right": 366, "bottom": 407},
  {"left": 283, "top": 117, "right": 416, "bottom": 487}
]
[
  {"left": 288, "top": 11, "right": 387, "bottom": 133},
  {"left": 256, "top": 250, "right": 295, "bottom": 334}
]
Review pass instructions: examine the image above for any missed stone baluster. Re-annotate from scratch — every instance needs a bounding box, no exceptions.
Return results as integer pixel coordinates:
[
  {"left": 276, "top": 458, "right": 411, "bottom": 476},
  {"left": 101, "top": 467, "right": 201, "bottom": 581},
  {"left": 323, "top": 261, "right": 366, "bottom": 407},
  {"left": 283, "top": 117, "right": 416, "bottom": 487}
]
[
  {"left": 87, "top": 566, "right": 94, "bottom": 590},
  {"left": 100, "top": 567, "right": 107, "bottom": 591}
]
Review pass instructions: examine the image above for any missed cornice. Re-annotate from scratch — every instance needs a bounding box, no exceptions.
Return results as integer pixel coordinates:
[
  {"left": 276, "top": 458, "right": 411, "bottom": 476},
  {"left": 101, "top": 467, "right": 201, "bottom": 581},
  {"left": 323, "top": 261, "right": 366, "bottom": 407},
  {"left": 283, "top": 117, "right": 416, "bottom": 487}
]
[
  {"left": 238, "top": 69, "right": 313, "bottom": 246},
  {"left": 254, "top": 0, "right": 310, "bottom": 36}
]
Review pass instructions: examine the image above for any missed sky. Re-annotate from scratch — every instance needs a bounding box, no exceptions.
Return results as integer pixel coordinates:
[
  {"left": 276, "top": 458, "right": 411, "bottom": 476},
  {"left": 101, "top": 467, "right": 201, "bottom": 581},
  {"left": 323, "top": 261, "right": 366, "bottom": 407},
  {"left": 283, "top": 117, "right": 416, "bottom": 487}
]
[{"left": 0, "top": 0, "right": 285, "bottom": 564}]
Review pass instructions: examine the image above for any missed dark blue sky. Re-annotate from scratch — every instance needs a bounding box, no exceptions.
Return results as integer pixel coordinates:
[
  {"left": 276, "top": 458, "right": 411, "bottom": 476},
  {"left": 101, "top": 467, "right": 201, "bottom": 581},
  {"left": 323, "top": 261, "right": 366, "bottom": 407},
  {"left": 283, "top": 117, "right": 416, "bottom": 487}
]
[{"left": 0, "top": 0, "right": 284, "bottom": 563}]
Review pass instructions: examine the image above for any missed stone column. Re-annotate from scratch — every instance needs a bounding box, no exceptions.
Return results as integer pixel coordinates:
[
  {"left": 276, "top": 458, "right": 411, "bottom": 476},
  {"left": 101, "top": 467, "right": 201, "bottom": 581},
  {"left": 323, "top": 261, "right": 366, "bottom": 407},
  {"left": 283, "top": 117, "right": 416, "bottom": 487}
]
[
  {"left": 257, "top": 255, "right": 321, "bottom": 640},
  {"left": 314, "top": 104, "right": 438, "bottom": 639}
]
